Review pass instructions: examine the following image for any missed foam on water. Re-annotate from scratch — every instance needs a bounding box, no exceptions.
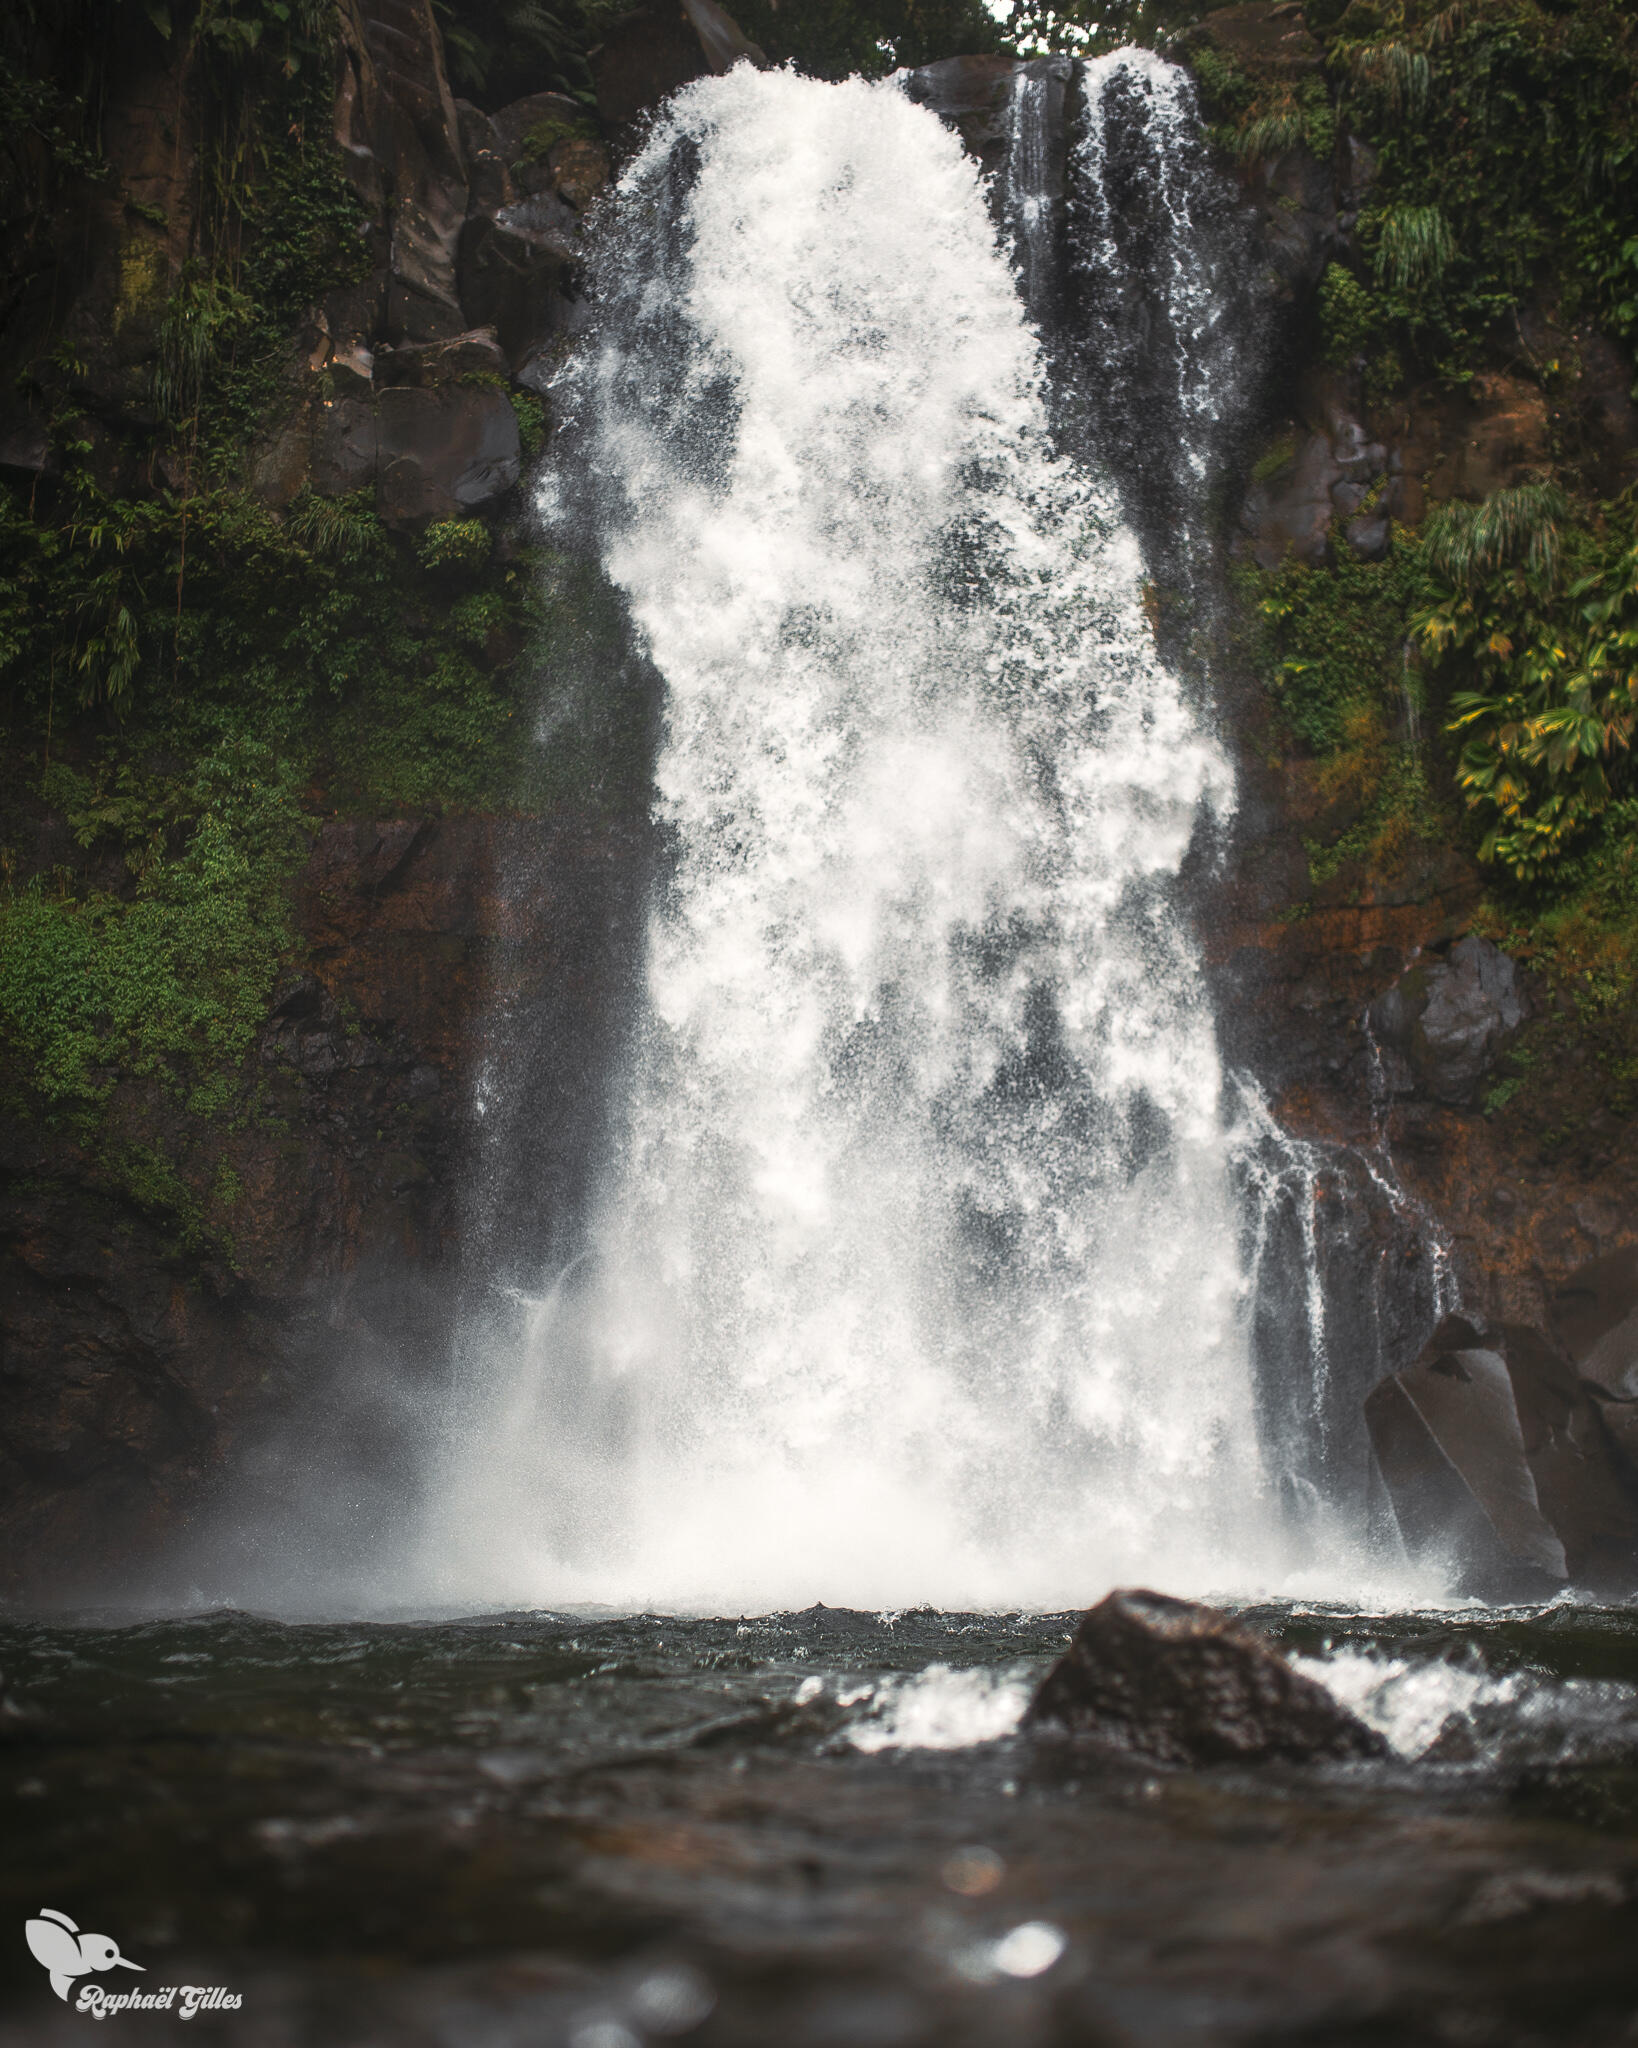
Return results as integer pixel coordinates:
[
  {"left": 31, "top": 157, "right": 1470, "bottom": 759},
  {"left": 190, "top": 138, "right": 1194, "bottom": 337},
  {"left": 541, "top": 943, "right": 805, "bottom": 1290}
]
[
  {"left": 410, "top": 65, "right": 1358, "bottom": 1613},
  {"left": 842, "top": 1664, "right": 1035, "bottom": 1754},
  {"left": 1295, "top": 1644, "right": 1638, "bottom": 1764}
]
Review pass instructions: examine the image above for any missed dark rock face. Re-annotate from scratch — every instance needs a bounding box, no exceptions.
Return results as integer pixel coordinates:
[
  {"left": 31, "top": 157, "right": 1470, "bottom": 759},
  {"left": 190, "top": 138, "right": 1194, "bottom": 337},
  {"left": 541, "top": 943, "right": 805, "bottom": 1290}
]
[
  {"left": 1365, "top": 1309, "right": 1638, "bottom": 1597},
  {"left": 1237, "top": 408, "right": 1393, "bottom": 569},
  {"left": 1025, "top": 1590, "right": 1387, "bottom": 1765},
  {"left": 1369, "top": 936, "right": 1526, "bottom": 1108},
  {"left": 1549, "top": 1246, "right": 1638, "bottom": 1390},
  {"left": 592, "top": 0, "right": 765, "bottom": 135},
  {"left": 900, "top": 56, "right": 1018, "bottom": 176},
  {"left": 376, "top": 381, "right": 521, "bottom": 522},
  {"left": 0, "top": 816, "right": 647, "bottom": 1601},
  {"left": 338, "top": 0, "right": 472, "bottom": 345}
]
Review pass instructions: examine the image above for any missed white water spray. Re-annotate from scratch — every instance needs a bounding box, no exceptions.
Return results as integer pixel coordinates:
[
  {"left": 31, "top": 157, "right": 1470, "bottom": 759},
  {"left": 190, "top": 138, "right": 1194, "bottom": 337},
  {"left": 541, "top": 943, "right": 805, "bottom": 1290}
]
[{"left": 423, "top": 65, "right": 1290, "bottom": 1611}]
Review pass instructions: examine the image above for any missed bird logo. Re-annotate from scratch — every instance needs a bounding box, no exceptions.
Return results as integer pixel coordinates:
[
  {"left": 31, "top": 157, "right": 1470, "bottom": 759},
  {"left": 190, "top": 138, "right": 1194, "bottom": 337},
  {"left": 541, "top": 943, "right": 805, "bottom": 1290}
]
[{"left": 24, "top": 1909, "right": 145, "bottom": 2002}]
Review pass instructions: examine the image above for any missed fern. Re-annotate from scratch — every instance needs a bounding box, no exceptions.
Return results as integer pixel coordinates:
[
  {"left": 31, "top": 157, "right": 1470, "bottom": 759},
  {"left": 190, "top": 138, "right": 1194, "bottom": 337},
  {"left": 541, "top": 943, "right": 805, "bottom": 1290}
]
[
  {"left": 1424, "top": 482, "right": 1570, "bottom": 586},
  {"left": 1375, "top": 203, "right": 1455, "bottom": 293}
]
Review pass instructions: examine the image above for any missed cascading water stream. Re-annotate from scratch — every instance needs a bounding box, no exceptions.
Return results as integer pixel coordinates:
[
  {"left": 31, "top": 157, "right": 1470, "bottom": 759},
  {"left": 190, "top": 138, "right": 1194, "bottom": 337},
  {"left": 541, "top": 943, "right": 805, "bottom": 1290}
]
[{"left": 416, "top": 63, "right": 1283, "bottom": 1611}]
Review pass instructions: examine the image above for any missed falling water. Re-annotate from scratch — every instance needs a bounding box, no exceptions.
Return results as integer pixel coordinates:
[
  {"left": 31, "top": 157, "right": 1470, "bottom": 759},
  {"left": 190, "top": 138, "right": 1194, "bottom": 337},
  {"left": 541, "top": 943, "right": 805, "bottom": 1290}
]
[
  {"left": 1062, "top": 51, "right": 1256, "bottom": 586},
  {"left": 414, "top": 61, "right": 1364, "bottom": 1613}
]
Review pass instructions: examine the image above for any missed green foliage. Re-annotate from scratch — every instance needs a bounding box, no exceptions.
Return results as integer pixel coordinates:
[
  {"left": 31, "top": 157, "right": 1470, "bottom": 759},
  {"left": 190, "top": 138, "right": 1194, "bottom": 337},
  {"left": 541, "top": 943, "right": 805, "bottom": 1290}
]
[
  {"left": 510, "top": 390, "right": 547, "bottom": 462},
  {"left": 1242, "top": 532, "right": 1450, "bottom": 885},
  {"left": 1187, "top": 40, "right": 1335, "bottom": 163},
  {"left": 1247, "top": 535, "right": 1433, "bottom": 754},
  {"left": 999, "top": 0, "right": 1208, "bottom": 59},
  {"left": 1415, "top": 488, "right": 1638, "bottom": 877},
  {"left": 153, "top": 267, "right": 255, "bottom": 428},
  {"left": 0, "top": 474, "right": 530, "bottom": 807},
  {"left": 1318, "top": 262, "right": 1378, "bottom": 364},
  {"left": 1325, "top": 0, "right": 1638, "bottom": 378},
  {"left": 149, "top": 0, "right": 334, "bottom": 75},
  {"left": 1374, "top": 202, "right": 1454, "bottom": 293},
  {"left": 417, "top": 518, "right": 492, "bottom": 575},
  {"left": 0, "top": 742, "right": 306, "bottom": 1113}
]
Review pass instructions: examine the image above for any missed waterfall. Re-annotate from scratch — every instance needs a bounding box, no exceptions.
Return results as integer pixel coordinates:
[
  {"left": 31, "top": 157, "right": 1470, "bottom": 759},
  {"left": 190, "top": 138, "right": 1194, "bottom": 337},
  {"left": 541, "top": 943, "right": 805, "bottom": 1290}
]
[
  {"left": 1060, "top": 51, "right": 1256, "bottom": 589},
  {"left": 420, "top": 64, "right": 1290, "bottom": 1612}
]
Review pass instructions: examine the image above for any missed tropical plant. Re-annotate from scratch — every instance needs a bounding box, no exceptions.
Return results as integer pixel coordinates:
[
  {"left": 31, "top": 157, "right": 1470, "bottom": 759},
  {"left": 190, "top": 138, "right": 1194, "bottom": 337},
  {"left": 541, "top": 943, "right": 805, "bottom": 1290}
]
[{"left": 1415, "top": 486, "right": 1638, "bottom": 877}]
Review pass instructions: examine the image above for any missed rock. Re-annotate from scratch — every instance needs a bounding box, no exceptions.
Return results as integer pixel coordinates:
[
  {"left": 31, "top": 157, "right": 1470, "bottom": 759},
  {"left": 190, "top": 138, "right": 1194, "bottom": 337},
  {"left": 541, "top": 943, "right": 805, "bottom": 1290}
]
[
  {"left": 1365, "top": 1330, "right": 1568, "bottom": 1596},
  {"left": 261, "top": 974, "right": 386, "bottom": 1077},
  {"left": 250, "top": 410, "right": 315, "bottom": 508},
  {"left": 1424, "top": 373, "right": 1550, "bottom": 503},
  {"left": 1366, "top": 1312, "right": 1638, "bottom": 1596},
  {"left": 680, "top": 0, "right": 765, "bottom": 75},
  {"left": 1368, "top": 935, "right": 1525, "bottom": 1107},
  {"left": 458, "top": 208, "right": 577, "bottom": 369},
  {"left": 454, "top": 100, "right": 513, "bottom": 215},
  {"left": 1238, "top": 403, "right": 1387, "bottom": 568},
  {"left": 592, "top": 3, "right": 715, "bottom": 132},
  {"left": 310, "top": 395, "right": 381, "bottom": 497},
  {"left": 550, "top": 138, "right": 612, "bottom": 214},
  {"left": 1548, "top": 1246, "right": 1638, "bottom": 1391},
  {"left": 900, "top": 56, "right": 1018, "bottom": 172},
  {"left": 372, "top": 325, "right": 508, "bottom": 388},
  {"left": 375, "top": 382, "right": 521, "bottom": 523},
  {"left": 490, "top": 90, "right": 590, "bottom": 170},
  {"left": 592, "top": 0, "right": 764, "bottom": 131},
  {"left": 1024, "top": 1589, "right": 1387, "bottom": 1765},
  {"left": 336, "top": 0, "right": 471, "bottom": 344},
  {"left": 0, "top": 407, "right": 56, "bottom": 480}
]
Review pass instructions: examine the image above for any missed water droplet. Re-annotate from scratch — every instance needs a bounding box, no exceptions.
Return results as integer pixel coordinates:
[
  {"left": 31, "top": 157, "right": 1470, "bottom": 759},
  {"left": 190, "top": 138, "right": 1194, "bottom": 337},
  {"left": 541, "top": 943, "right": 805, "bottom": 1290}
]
[
  {"left": 991, "top": 1922, "right": 1067, "bottom": 1978},
  {"left": 630, "top": 1963, "right": 715, "bottom": 2035}
]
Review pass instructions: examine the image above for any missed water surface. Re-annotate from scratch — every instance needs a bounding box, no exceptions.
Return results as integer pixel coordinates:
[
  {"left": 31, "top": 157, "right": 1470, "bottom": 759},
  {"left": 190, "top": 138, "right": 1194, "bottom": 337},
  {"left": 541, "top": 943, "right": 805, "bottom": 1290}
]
[{"left": 4, "top": 1603, "right": 1637, "bottom": 2044}]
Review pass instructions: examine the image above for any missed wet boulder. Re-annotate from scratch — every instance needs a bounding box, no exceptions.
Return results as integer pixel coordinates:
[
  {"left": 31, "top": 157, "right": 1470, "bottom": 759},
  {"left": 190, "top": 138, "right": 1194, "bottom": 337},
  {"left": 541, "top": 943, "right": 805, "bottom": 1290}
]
[
  {"left": 1024, "top": 1589, "right": 1386, "bottom": 1765},
  {"left": 1366, "top": 1312, "right": 1638, "bottom": 1597},
  {"left": 1367, "top": 935, "right": 1525, "bottom": 1107},
  {"left": 376, "top": 382, "right": 521, "bottom": 524},
  {"left": 458, "top": 201, "right": 578, "bottom": 369},
  {"left": 901, "top": 56, "right": 1020, "bottom": 175},
  {"left": 1237, "top": 401, "right": 1390, "bottom": 569}
]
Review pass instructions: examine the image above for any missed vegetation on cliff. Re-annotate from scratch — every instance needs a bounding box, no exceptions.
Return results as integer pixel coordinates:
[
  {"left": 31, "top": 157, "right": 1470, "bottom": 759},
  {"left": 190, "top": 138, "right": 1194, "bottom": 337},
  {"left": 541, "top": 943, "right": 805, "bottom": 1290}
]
[
  {"left": 0, "top": 0, "right": 645, "bottom": 1246},
  {"left": 1212, "top": 0, "right": 1638, "bottom": 1140}
]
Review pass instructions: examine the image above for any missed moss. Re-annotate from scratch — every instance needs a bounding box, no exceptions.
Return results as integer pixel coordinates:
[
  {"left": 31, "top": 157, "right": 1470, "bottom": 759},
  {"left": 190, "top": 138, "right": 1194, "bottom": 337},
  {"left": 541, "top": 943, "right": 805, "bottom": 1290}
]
[
  {"left": 519, "top": 113, "right": 597, "bottom": 163},
  {"left": 1242, "top": 534, "right": 1433, "bottom": 756},
  {"left": 1251, "top": 434, "right": 1298, "bottom": 484}
]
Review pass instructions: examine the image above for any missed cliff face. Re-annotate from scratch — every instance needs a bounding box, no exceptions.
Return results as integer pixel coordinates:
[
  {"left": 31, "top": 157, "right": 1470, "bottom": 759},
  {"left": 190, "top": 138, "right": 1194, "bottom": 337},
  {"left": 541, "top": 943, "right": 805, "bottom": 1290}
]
[
  {"left": 1, "top": 811, "right": 646, "bottom": 1599},
  {"left": 3, "top": 0, "right": 1637, "bottom": 1601}
]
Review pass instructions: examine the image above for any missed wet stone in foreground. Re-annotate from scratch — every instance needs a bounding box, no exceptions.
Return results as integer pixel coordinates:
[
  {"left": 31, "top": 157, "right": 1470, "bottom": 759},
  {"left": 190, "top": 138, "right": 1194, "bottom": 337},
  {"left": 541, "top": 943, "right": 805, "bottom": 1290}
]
[{"left": 1024, "top": 1588, "right": 1389, "bottom": 1765}]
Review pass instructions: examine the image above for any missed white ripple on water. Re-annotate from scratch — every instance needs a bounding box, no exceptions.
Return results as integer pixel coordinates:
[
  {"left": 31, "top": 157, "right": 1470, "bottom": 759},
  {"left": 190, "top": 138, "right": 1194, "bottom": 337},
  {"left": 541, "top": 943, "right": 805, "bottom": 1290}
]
[{"left": 1294, "top": 1645, "right": 1638, "bottom": 1765}]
